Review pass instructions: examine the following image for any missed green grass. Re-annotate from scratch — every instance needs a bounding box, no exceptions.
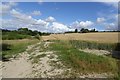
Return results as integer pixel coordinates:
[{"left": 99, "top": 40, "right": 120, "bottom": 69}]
[
  {"left": 116, "top": 60, "right": 120, "bottom": 80},
  {"left": 2, "top": 32, "right": 31, "bottom": 40},
  {"left": 1, "top": 39, "right": 39, "bottom": 60},
  {"left": 49, "top": 40, "right": 118, "bottom": 76}
]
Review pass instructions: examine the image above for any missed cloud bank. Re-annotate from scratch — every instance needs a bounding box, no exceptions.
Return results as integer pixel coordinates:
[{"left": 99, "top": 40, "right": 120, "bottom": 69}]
[{"left": 1, "top": 2, "right": 119, "bottom": 33}]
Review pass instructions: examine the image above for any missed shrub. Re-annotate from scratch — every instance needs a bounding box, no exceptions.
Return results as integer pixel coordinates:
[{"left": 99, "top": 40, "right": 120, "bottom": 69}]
[
  {"left": 2, "top": 32, "right": 31, "bottom": 40},
  {"left": 0, "top": 43, "right": 11, "bottom": 51},
  {"left": 34, "top": 34, "right": 40, "bottom": 40}
]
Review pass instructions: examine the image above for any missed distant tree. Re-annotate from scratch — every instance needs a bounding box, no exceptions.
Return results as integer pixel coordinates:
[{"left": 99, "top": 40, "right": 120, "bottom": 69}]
[
  {"left": 90, "top": 28, "right": 96, "bottom": 32},
  {"left": 80, "top": 28, "right": 85, "bottom": 32},
  {"left": 18, "top": 28, "right": 29, "bottom": 35},
  {"left": 18, "top": 28, "right": 28, "bottom": 32},
  {"left": 27, "top": 30, "right": 33, "bottom": 35},
  {"left": 75, "top": 29, "right": 78, "bottom": 33},
  {"left": 83, "top": 29, "right": 89, "bottom": 33},
  {"left": 32, "top": 30, "right": 39, "bottom": 36},
  {"left": 65, "top": 31, "right": 74, "bottom": 33},
  {"left": 80, "top": 28, "right": 89, "bottom": 33}
]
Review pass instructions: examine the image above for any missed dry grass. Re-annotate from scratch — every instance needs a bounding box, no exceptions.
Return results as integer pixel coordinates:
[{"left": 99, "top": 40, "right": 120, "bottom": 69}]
[
  {"left": 2, "top": 39, "right": 38, "bottom": 44},
  {"left": 2, "top": 39, "right": 39, "bottom": 60},
  {"left": 42, "top": 32, "right": 119, "bottom": 43}
]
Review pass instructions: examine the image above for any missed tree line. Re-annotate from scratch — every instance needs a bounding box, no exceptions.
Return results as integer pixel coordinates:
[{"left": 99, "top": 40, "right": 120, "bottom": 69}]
[
  {"left": 2, "top": 28, "right": 50, "bottom": 36},
  {"left": 1, "top": 28, "right": 50, "bottom": 40},
  {"left": 65, "top": 28, "right": 120, "bottom": 33},
  {"left": 65, "top": 28, "right": 98, "bottom": 33}
]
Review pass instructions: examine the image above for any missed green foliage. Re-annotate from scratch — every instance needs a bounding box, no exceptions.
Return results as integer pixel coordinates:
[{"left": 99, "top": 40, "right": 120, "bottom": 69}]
[
  {"left": 1, "top": 43, "right": 11, "bottom": 51},
  {"left": 17, "top": 28, "right": 50, "bottom": 36},
  {"left": 34, "top": 34, "right": 41, "bottom": 40},
  {"left": 80, "top": 28, "right": 89, "bottom": 33},
  {"left": 2, "top": 32, "right": 31, "bottom": 40},
  {"left": 65, "top": 31, "right": 75, "bottom": 33},
  {"left": 2, "top": 28, "right": 50, "bottom": 40},
  {"left": 113, "top": 60, "right": 120, "bottom": 80},
  {"left": 2, "top": 39, "right": 39, "bottom": 61},
  {"left": 49, "top": 40, "right": 118, "bottom": 74},
  {"left": 75, "top": 29, "right": 78, "bottom": 33},
  {"left": 18, "top": 28, "right": 28, "bottom": 32},
  {"left": 80, "top": 28, "right": 98, "bottom": 33}
]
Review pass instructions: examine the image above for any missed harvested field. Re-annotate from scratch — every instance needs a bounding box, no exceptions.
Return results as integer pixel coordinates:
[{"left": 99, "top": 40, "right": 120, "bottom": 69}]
[{"left": 42, "top": 32, "right": 119, "bottom": 43}]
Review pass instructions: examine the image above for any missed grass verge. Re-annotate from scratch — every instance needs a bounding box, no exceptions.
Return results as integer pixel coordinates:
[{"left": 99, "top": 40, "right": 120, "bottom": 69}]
[{"left": 1, "top": 39, "right": 39, "bottom": 61}]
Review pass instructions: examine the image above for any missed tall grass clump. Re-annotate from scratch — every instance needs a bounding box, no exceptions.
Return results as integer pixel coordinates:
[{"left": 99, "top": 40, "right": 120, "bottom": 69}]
[
  {"left": 69, "top": 40, "right": 117, "bottom": 51},
  {"left": 49, "top": 40, "right": 118, "bottom": 75}
]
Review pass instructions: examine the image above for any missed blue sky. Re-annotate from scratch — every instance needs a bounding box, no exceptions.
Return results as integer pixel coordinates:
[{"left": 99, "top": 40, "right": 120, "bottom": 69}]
[{"left": 1, "top": 2, "right": 118, "bottom": 33}]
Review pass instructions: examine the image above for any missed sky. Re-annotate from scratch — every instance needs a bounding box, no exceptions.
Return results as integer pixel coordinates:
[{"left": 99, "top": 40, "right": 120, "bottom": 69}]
[{"left": 1, "top": 2, "right": 119, "bottom": 33}]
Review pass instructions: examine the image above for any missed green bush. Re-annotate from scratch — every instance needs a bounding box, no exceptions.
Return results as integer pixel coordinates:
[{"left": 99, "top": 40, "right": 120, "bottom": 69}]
[
  {"left": 34, "top": 34, "right": 40, "bottom": 40},
  {"left": 2, "top": 32, "right": 31, "bottom": 40},
  {"left": 0, "top": 43, "right": 11, "bottom": 51}
]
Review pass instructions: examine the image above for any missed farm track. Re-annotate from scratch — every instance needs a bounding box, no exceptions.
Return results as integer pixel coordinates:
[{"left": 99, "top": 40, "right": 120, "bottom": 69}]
[
  {"left": 1, "top": 40, "right": 114, "bottom": 78},
  {"left": 1, "top": 41, "right": 72, "bottom": 78}
]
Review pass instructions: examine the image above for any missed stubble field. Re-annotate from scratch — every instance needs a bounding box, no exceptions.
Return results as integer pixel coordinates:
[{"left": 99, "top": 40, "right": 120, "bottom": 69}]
[{"left": 42, "top": 32, "right": 119, "bottom": 43}]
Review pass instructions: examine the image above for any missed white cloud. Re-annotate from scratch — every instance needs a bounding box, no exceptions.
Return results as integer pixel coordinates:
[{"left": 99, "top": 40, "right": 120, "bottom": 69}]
[
  {"left": 34, "top": 19, "right": 49, "bottom": 26},
  {"left": 10, "top": 9, "right": 48, "bottom": 26},
  {"left": 97, "top": 13, "right": 118, "bottom": 31},
  {"left": 80, "top": 21, "right": 94, "bottom": 27},
  {"left": 70, "top": 20, "right": 94, "bottom": 29},
  {"left": 32, "top": 10, "right": 41, "bottom": 16},
  {"left": 1, "top": 2, "right": 17, "bottom": 14},
  {"left": 50, "top": 22, "right": 70, "bottom": 33},
  {"left": 118, "top": 14, "right": 120, "bottom": 26},
  {"left": 2, "top": 9, "right": 48, "bottom": 31},
  {"left": 97, "top": 17, "right": 106, "bottom": 23},
  {"left": 89, "top": 0, "right": 119, "bottom": 2},
  {"left": 45, "top": 16, "right": 56, "bottom": 22},
  {"left": 111, "top": 14, "right": 118, "bottom": 21},
  {"left": 105, "top": 23, "right": 118, "bottom": 30},
  {"left": 38, "top": 0, "right": 44, "bottom": 5},
  {"left": 3, "top": 8, "right": 118, "bottom": 32},
  {"left": 2, "top": 19, "right": 26, "bottom": 30},
  {"left": 2, "top": 18, "right": 50, "bottom": 32},
  {"left": 8, "top": 2, "right": 17, "bottom": 6},
  {"left": 104, "top": 2, "right": 118, "bottom": 9},
  {"left": 10, "top": 9, "right": 36, "bottom": 24}
]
